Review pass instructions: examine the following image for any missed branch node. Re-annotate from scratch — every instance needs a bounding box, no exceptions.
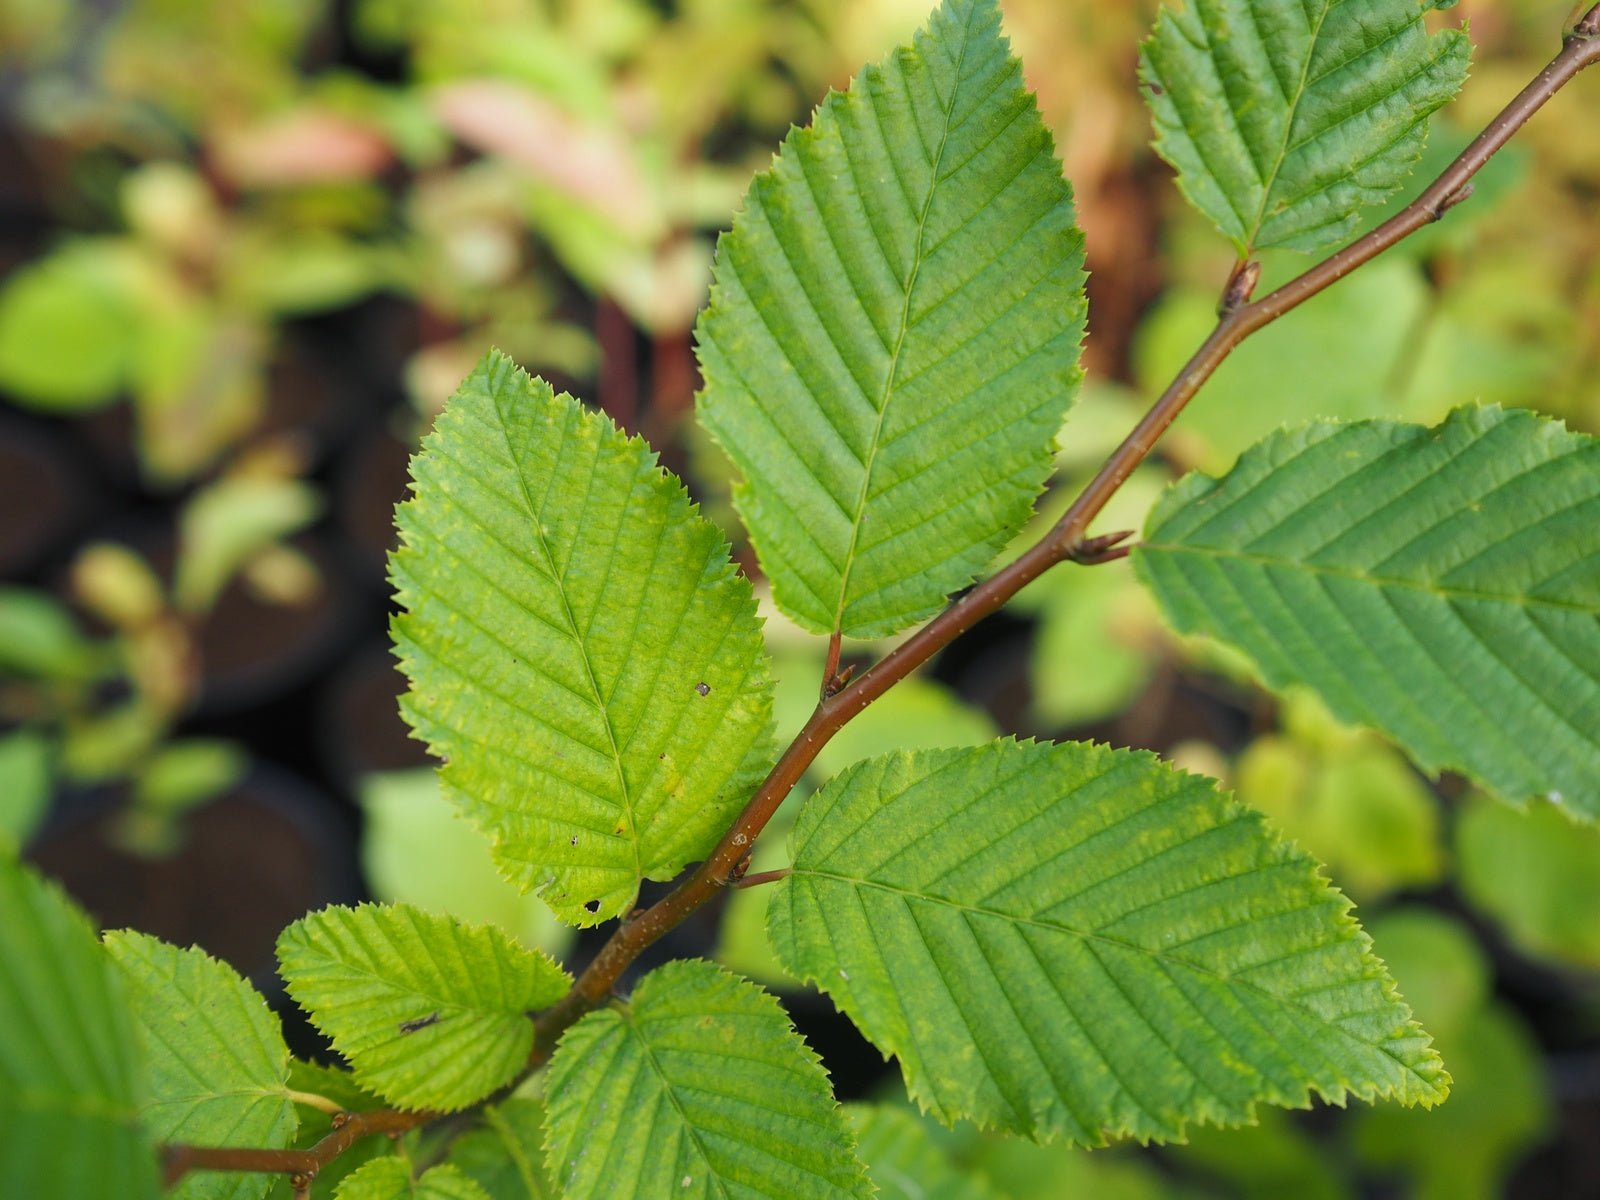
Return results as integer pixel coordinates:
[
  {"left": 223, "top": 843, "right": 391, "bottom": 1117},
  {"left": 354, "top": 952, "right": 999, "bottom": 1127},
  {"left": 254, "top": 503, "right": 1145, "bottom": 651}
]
[
  {"left": 1218, "top": 260, "right": 1262, "bottom": 315},
  {"left": 823, "top": 663, "right": 857, "bottom": 697},
  {"left": 1432, "top": 182, "right": 1475, "bottom": 221},
  {"left": 724, "top": 850, "right": 753, "bottom": 887},
  {"left": 1567, "top": 3, "right": 1600, "bottom": 41},
  {"left": 1066, "top": 529, "right": 1136, "bottom": 566}
]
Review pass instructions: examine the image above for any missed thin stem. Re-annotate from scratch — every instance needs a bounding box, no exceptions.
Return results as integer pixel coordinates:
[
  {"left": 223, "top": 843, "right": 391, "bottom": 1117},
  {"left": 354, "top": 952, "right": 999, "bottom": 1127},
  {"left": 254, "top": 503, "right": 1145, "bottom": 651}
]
[
  {"left": 282, "top": 1089, "right": 346, "bottom": 1118},
  {"left": 158, "top": 10, "right": 1600, "bottom": 1184},
  {"left": 821, "top": 631, "right": 843, "bottom": 700},
  {"left": 734, "top": 867, "right": 793, "bottom": 890}
]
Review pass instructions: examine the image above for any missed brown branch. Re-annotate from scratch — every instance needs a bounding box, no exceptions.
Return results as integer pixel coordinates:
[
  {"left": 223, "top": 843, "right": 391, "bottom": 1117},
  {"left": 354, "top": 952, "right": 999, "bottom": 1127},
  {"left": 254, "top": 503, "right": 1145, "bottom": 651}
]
[
  {"left": 528, "top": 9, "right": 1600, "bottom": 1055},
  {"left": 158, "top": 10, "right": 1600, "bottom": 1187},
  {"left": 162, "top": 1108, "right": 431, "bottom": 1184}
]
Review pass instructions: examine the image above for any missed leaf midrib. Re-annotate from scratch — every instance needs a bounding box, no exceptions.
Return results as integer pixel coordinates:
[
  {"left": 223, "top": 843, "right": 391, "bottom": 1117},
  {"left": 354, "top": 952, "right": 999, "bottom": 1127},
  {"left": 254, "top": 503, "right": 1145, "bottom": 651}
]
[
  {"left": 830, "top": 6, "right": 977, "bottom": 634},
  {"left": 615, "top": 1006, "right": 733, "bottom": 1200},
  {"left": 487, "top": 382, "right": 645, "bottom": 888},
  {"left": 1241, "top": 0, "right": 1335, "bottom": 255},
  {"left": 1142, "top": 541, "right": 1597, "bottom": 615}
]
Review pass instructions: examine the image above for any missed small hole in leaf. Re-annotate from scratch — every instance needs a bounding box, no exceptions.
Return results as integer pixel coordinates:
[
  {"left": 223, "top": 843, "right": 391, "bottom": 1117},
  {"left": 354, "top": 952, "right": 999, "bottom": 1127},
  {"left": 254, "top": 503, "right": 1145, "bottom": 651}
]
[
  {"left": 584, "top": 899, "right": 601, "bottom": 913},
  {"left": 695, "top": 681, "right": 710, "bottom": 696}
]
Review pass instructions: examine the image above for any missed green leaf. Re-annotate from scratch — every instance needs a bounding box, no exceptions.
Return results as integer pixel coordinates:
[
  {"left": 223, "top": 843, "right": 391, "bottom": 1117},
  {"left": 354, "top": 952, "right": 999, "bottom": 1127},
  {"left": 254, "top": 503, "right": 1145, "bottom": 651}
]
[
  {"left": 1456, "top": 795, "right": 1600, "bottom": 968},
  {"left": 103, "top": 932, "right": 297, "bottom": 1200},
  {"left": 1140, "top": 0, "right": 1470, "bottom": 255},
  {"left": 0, "top": 242, "right": 144, "bottom": 411},
  {"left": 847, "top": 1105, "right": 1004, "bottom": 1200},
  {"left": 392, "top": 351, "right": 773, "bottom": 924},
  {"left": 1135, "top": 405, "right": 1600, "bottom": 821},
  {"left": 132, "top": 740, "right": 248, "bottom": 817},
  {"left": 276, "top": 902, "right": 571, "bottom": 1111},
  {"left": 0, "top": 859, "right": 158, "bottom": 1200},
  {"left": 0, "top": 727, "right": 52, "bottom": 854},
  {"left": 544, "top": 959, "right": 871, "bottom": 1199},
  {"left": 443, "top": 1100, "right": 555, "bottom": 1200},
  {"left": 335, "top": 1159, "right": 492, "bottom": 1200},
  {"left": 0, "top": 586, "right": 101, "bottom": 681},
  {"left": 695, "top": 0, "right": 1087, "bottom": 638},
  {"left": 175, "top": 477, "right": 322, "bottom": 615},
  {"left": 768, "top": 740, "right": 1447, "bottom": 1146}
]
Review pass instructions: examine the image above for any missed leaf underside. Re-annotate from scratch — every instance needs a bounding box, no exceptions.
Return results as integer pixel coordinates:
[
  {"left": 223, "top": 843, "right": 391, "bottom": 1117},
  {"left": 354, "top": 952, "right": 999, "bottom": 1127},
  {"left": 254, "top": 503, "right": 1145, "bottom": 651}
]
[
  {"left": 768, "top": 740, "right": 1448, "bottom": 1147},
  {"left": 105, "top": 932, "right": 297, "bottom": 1200},
  {"left": 276, "top": 902, "right": 570, "bottom": 1112},
  {"left": 696, "top": 0, "right": 1088, "bottom": 639},
  {"left": 544, "top": 960, "right": 871, "bottom": 1200},
  {"left": 1141, "top": 0, "right": 1470, "bottom": 255},
  {"left": 1136, "top": 405, "right": 1600, "bottom": 822},
  {"left": 0, "top": 860, "right": 157, "bottom": 1200},
  {"left": 392, "top": 350, "right": 773, "bottom": 924}
]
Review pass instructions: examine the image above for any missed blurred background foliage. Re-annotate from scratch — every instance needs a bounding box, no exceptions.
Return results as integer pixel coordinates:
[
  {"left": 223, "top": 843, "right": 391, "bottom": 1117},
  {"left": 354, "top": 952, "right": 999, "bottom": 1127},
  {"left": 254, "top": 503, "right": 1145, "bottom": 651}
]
[{"left": 1, "top": 0, "right": 1597, "bottom": 1196}]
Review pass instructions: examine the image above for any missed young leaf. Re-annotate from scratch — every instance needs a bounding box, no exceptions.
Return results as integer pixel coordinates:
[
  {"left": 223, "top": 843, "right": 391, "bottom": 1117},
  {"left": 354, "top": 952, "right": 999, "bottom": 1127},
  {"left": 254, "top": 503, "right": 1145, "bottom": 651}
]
[
  {"left": 847, "top": 1105, "right": 1005, "bottom": 1200},
  {"left": 443, "top": 1100, "right": 555, "bottom": 1200},
  {"left": 1135, "top": 405, "right": 1600, "bottom": 821},
  {"left": 696, "top": 0, "right": 1088, "bottom": 639},
  {"left": 0, "top": 727, "right": 51, "bottom": 854},
  {"left": 544, "top": 959, "right": 871, "bottom": 1199},
  {"left": 767, "top": 740, "right": 1447, "bottom": 1146},
  {"left": 1456, "top": 795, "right": 1600, "bottom": 969},
  {"left": 335, "top": 1158, "right": 491, "bottom": 1200},
  {"left": 276, "top": 902, "right": 570, "bottom": 1111},
  {"left": 1141, "top": 0, "right": 1470, "bottom": 256},
  {"left": 0, "top": 859, "right": 158, "bottom": 1200},
  {"left": 104, "top": 932, "right": 297, "bottom": 1200},
  {"left": 392, "top": 350, "right": 773, "bottom": 924}
]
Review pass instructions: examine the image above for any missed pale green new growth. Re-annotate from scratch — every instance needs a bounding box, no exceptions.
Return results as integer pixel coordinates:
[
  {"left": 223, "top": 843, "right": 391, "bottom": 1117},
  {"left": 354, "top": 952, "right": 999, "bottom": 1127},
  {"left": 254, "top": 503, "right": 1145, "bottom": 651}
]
[
  {"left": 696, "top": 0, "right": 1087, "bottom": 639},
  {"left": 847, "top": 1106, "right": 1005, "bottom": 1200},
  {"left": 1136, "top": 405, "right": 1600, "bottom": 822},
  {"left": 543, "top": 960, "right": 871, "bottom": 1199},
  {"left": 335, "top": 1159, "right": 491, "bottom": 1200},
  {"left": 104, "top": 933, "right": 297, "bottom": 1200},
  {"left": 768, "top": 741, "right": 1447, "bottom": 1146},
  {"left": 276, "top": 902, "right": 570, "bottom": 1111},
  {"left": 0, "top": 860, "right": 156, "bottom": 1200},
  {"left": 392, "top": 351, "right": 773, "bottom": 924},
  {"left": 1141, "top": 0, "right": 1471, "bottom": 255}
]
